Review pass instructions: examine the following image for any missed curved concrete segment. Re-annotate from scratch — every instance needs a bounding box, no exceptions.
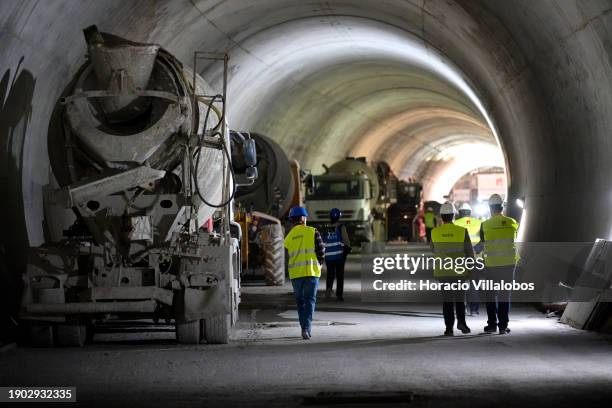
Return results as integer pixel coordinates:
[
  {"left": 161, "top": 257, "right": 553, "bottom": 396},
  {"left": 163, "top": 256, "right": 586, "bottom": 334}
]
[{"left": 2, "top": 0, "right": 612, "bottom": 262}]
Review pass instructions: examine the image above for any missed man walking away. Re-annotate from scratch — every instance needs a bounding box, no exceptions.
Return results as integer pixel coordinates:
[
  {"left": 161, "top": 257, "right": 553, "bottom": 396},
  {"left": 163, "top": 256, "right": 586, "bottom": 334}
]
[
  {"left": 424, "top": 207, "right": 437, "bottom": 243},
  {"left": 454, "top": 203, "right": 482, "bottom": 315},
  {"left": 285, "top": 206, "right": 325, "bottom": 340},
  {"left": 431, "top": 202, "right": 475, "bottom": 336},
  {"left": 324, "top": 208, "right": 351, "bottom": 301},
  {"left": 479, "top": 194, "right": 519, "bottom": 335}
]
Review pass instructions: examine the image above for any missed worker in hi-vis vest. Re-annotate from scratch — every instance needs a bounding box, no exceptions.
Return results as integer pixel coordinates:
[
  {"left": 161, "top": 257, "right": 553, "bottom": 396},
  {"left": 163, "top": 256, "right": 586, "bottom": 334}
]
[
  {"left": 454, "top": 202, "right": 482, "bottom": 316},
  {"left": 284, "top": 206, "right": 325, "bottom": 340},
  {"left": 431, "top": 202, "right": 475, "bottom": 336},
  {"left": 323, "top": 208, "right": 351, "bottom": 302},
  {"left": 478, "top": 194, "right": 519, "bottom": 334},
  {"left": 424, "top": 206, "right": 437, "bottom": 243}
]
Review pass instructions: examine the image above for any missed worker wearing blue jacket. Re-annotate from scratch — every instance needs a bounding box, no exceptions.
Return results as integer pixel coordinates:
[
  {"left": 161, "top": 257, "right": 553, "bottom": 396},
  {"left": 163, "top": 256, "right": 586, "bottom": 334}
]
[{"left": 323, "top": 208, "right": 351, "bottom": 301}]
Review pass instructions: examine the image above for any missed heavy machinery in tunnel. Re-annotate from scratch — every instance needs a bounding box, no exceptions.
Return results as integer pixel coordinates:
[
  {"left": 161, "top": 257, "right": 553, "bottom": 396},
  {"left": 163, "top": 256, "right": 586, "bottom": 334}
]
[
  {"left": 305, "top": 157, "right": 397, "bottom": 246},
  {"left": 2, "top": 0, "right": 612, "bottom": 344},
  {"left": 387, "top": 179, "right": 424, "bottom": 242},
  {"left": 17, "top": 27, "right": 257, "bottom": 346},
  {"left": 232, "top": 132, "right": 301, "bottom": 286}
]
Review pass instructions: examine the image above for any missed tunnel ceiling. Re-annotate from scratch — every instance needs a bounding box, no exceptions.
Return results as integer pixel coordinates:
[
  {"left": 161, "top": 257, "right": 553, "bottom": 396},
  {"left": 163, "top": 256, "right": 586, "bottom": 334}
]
[
  {"left": 3, "top": 0, "right": 612, "bottom": 245},
  {"left": 204, "top": 15, "right": 501, "bottom": 191}
]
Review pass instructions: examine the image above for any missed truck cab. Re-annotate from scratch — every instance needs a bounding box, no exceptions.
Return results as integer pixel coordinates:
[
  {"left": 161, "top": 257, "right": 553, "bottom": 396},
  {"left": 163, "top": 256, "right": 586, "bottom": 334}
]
[{"left": 305, "top": 174, "right": 374, "bottom": 245}]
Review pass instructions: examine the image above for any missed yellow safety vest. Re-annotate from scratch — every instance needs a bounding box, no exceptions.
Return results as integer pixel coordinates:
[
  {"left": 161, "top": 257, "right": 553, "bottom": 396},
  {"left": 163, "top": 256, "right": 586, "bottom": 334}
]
[
  {"left": 284, "top": 224, "right": 321, "bottom": 279},
  {"left": 454, "top": 216, "right": 482, "bottom": 244},
  {"left": 482, "top": 214, "right": 519, "bottom": 267},
  {"left": 424, "top": 212, "right": 436, "bottom": 228},
  {"left": 431, "top": 223, "right": 467, "bottom": 277}
]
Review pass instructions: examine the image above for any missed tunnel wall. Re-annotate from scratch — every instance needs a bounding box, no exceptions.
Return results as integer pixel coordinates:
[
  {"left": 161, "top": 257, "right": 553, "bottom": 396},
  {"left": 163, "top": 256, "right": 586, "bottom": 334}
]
[{"left": 2, "top": 0, "right": 612, "bottom": 340}]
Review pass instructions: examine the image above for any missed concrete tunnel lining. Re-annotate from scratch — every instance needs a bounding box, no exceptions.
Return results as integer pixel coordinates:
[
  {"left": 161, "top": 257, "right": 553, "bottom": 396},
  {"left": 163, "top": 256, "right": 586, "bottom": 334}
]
[
  {"left": 1, "top": 1, "right": 612, "bottom": 402},
  {"left": 211, "top": 15, "right": 502, "bottom": 174},
  {"left": 2, "top": 0, "right": 612, "bottom": 266}
]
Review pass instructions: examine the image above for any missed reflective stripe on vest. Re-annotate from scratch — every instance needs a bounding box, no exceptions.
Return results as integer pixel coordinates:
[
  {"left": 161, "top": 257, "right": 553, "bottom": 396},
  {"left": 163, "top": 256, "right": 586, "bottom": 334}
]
[
  {"left": 424, "top": 212, "right": 436, "bottom": 228},
  {"left": 288, "top": 248, "right": 316, "bottom": 260},
  {"left": 482, "top": 215, "right": 519, "bottom": 267},
  {"left": 454, "top": 216, "right": 482, "bottom": 244},
  {"left": 323, "top": 224, "right": 344, "bottom": 261},
  {"left": 284, "top": 225, "right": 321, "bottom": 279},
  {"left": 431, "top": 223, "right": 467, "bottom": 277}
]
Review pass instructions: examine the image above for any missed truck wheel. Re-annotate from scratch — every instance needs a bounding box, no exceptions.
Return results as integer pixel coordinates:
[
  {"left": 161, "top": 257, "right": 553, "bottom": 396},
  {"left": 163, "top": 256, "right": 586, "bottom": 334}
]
[
  {"left": 260, "top": 223, "right": 285, "bottom": 286},
  {"left": 27, "top": 323, "right": 55, "bottom": 347},
  {"left": 204, "top": 314, "right": 230, "bottom": 344},
  {"left": 175, "top": 320, "right": 202, "bottom": 344},
  {"left": 56, "top": 324, "right": 87, "bottom": 347}
]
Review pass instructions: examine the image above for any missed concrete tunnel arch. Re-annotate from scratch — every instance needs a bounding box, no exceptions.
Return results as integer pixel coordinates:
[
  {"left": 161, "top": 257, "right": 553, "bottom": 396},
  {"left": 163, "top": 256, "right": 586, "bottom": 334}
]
[
  {"left": 2, "top": 0, "right": 612, "bottom": 274},
  {"left": 207, "top": 16, "right": 505, "bottom": 195}
]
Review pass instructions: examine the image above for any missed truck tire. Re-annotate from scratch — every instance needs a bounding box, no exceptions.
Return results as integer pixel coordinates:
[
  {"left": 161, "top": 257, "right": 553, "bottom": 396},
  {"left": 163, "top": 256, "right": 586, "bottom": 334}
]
[
  {"left": 260, "top": 223, "right": 285, "bottom": 286},
  {"left": 176, "top": 320, "right": 202, "bottom": 344},
  {"left": 204, "top": 314, "right": 230, "bottom": 344},
  {"left": 56, "top": 324, "right": 87, "bottom": 347}
]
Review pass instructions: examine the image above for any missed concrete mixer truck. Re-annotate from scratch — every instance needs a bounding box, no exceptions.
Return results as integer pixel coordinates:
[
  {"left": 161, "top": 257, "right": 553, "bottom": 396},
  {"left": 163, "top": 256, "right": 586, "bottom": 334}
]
[
  {"left": 304, "top": 157, "right": 397, "bottom": 246},
  {"left": 19, "top": 26, "right": 257, "bottom": 346},
  {"left": 231, "top": 131, "right": 300, "bottom": 286},
  {"left": 233, "top": 132, "right": 303, "bottom": 286}
]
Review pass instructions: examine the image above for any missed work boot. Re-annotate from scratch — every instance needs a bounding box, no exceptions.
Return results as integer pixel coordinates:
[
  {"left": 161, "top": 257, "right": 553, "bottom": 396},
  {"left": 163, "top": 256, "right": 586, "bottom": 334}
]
[
  {"left": 498, "top": 326, "right": 511, "bottom": 334},
  {"left": 483, "top": 324, "right": 497, "bottom": 334},
  {"left": 444, "top": 328, "right": 454, "bottom": 337},
  {"left": 325, "top": 288, "right": 332, "bottom": 299},
  {"left": 301, "top": 329, "right": 310, "bottom": 340},
  {"left": 336, "top": 296, "right": 344, "bottom": 302},
  {"left": 457, "top": 322, "right": 471, "bottom": 334}
]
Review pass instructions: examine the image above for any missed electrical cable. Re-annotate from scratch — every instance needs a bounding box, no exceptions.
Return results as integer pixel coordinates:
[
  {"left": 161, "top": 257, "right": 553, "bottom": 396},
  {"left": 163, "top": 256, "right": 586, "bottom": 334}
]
[
  {"left": 191, "top": 135, "right": 237, "bottom": 208},
  {"left": 187, "top": 94, "right": 236, "bottom": 208}
]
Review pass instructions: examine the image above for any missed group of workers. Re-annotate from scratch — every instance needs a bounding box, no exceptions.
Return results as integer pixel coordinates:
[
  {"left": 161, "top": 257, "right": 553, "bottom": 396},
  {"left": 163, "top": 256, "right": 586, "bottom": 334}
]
[
  {"left": 284, "top": 193, "right": 519, "bottom": 340},
  {"left": 430, "top": 194, "right": 519, "bottom": 336}
]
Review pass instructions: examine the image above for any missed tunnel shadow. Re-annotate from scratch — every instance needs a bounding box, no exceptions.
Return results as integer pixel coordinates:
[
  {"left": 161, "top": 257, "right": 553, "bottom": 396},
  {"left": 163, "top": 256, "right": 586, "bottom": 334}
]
[
  {"left": 244, "top": 333, "right": 486, "bottom": 350},
  {"left": 313, "top": 305, "right": 443, "bottom": 318},
  {"left": 242, "top": 293, "right": 444, "bottom": 318},
  {"left": 0, "top": 58, "right": 36, "bottom": 344}
]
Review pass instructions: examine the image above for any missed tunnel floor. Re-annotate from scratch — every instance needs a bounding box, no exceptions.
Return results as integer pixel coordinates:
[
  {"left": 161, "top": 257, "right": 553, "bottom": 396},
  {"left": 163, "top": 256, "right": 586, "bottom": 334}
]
[{"left": 1, "top": 255, "right": 611, "bottom": 408}]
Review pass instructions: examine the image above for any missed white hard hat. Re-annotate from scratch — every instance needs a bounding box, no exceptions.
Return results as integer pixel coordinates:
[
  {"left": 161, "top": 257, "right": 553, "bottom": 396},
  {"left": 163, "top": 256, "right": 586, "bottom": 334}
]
[
  {"left": 440, "top": 202, "right": 456, "bottom": 215},
  {"left": 489, "top": 194, "right": 503, "bottom": 206},
  {"left": 459, "top": 202, "right": 472, "bottom": 211}
]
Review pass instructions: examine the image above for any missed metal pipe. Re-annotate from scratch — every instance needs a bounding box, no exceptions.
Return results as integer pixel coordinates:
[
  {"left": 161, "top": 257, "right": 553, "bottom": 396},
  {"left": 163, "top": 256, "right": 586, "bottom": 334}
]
[{"left": 222, "top": 54, "right": 230, "bottom": 238}]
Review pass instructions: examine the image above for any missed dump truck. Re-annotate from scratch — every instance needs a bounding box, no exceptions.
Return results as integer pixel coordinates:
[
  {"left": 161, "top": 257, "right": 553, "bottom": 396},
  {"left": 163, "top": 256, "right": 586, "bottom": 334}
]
[
  {"left": 19, "top": 27, "right": 257, "bottom": 346},
  {"left": 387, "top": 180, "right": 423, "bottom": 241},
  {"left": 233, "top": 132, "right": 302, "bottom": 286},
  {"left": 304, "top": 157, "right": 397, "bottom": 246}
]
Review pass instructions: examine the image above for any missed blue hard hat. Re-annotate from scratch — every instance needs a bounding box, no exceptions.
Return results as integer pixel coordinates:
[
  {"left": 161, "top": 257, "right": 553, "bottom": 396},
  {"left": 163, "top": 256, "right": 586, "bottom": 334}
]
[
  {"left": 329, "top": 208, "right": 341, "bottom": 219},
  {"left": 289, "top": 206, "right": 308, "bottom": 218}
]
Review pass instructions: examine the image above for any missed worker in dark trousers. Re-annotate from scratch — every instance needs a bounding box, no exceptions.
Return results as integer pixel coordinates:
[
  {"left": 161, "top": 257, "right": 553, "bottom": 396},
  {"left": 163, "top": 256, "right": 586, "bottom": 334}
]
[
  {"left": 323, "top": 208, "right": 351, "bottom": 302},
  {"left": 424, "top": 206, "right": 437, "bottom": 243},
  {"left": 454, "top": 203, "right": 482, "bottom": 315},
  {"left": 431, "top": 202, "right": 475, "bottom": 336},
  {"left": 478, "top": 194, "right": 519, "bottom": 334}
]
